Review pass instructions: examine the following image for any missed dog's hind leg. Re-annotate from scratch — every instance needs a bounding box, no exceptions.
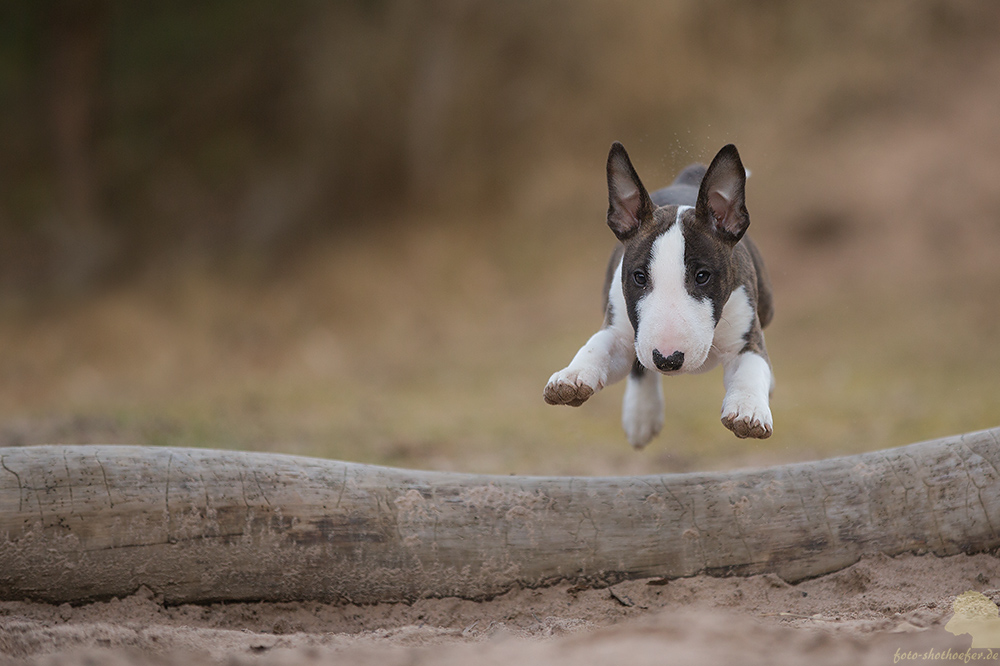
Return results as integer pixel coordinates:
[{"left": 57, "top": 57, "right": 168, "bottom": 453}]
[{"left": 622, "top": 360, "right": 664, "bottom": 449}]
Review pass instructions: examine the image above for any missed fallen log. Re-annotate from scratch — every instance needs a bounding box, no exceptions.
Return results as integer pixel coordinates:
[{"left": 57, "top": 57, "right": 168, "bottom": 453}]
[{"left": 1, "top": 427, "right": 998, "bottom": 605}]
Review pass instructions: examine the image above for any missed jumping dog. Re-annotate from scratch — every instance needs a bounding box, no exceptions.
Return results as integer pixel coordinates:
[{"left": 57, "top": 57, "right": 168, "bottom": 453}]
[{"left": 543, "top": 143, "right": 774, "bottom": 448}]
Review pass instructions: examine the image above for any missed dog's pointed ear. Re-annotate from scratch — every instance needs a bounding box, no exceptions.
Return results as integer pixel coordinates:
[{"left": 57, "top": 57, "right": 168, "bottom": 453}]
[
  {"left": 696, "top": 144, "right": 749, "bottom": 244},
  {"left": 607, "top": 142, "right": 654, "bottom": 241}
]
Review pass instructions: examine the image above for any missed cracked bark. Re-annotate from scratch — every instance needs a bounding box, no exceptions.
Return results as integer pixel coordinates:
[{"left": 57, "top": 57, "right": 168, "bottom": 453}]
[{"left": 0, "top": 427, "right": 999, "bottom": 605}]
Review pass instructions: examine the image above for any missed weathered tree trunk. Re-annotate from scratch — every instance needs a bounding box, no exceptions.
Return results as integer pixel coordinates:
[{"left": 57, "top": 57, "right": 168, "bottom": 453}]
[{"left": 1, "top": 428, "right": 998, "bottom": 605}]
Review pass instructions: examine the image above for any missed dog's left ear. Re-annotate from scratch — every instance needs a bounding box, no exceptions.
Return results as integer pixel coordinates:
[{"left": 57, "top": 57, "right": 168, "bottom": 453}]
[{"left": 696, "top": 144, "right": 749, "bottom": 244}]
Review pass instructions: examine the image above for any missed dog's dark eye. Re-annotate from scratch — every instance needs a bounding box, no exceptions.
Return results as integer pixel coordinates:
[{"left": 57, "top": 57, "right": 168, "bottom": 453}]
[
  {"left": 632, "top": 270, "right": 647, "bottom": 287},
  {"left": 694, "top": 269, "right": 711, "bottom": 286}
]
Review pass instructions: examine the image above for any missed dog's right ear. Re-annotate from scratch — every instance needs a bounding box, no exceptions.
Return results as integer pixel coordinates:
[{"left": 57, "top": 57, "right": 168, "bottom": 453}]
[{"left": 607, "top": 142, "right": 654, "bottom": 241}]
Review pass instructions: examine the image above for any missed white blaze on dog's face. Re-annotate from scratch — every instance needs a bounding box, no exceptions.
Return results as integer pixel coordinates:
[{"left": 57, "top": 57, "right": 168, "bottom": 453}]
[
  {"left": 632, "top": 209, "right": 715, "bottom": 372},
  {"left": 606, "top": 142, "right": 751, "bottom": 374}
]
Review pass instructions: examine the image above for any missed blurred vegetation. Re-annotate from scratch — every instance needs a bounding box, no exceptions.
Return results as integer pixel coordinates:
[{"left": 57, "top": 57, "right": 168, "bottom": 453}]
[
  {"left": 2, "top": 0, "right": 998, "bottom": 292},
  {"left": 0, "top": 0, "right": 998, "bottom": 473}
]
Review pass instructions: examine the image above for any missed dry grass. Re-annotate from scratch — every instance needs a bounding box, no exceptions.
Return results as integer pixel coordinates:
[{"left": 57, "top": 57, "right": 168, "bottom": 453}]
[
  {"left": 2, "top": 13, "right": 999, "bottom": 476},
  {"left": 1, "top": 147, "right": 997, "bottom": 477}
]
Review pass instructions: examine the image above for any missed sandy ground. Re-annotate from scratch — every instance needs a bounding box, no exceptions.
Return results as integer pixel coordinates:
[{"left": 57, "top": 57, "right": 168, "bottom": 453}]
[{"left": 2, "top": 551, "right": 999, "bottom": 665}]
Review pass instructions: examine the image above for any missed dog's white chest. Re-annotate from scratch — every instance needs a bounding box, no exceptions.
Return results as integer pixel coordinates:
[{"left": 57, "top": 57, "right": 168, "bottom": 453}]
[{"left": 699, "top": 286, "right": 755, "bottom": 373}]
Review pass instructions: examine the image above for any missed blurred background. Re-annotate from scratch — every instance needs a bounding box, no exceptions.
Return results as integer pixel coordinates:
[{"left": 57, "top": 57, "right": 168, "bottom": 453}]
[{"left": 0, "top": 0, "right": 998, "bottom": 474}]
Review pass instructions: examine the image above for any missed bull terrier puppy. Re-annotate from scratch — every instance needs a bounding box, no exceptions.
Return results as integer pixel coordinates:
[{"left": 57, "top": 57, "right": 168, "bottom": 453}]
[{"left": 544, "top": 143, "right": 774, "bottom": 448}]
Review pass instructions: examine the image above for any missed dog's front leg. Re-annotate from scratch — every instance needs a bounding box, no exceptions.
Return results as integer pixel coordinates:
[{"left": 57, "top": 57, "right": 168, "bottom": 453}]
[
  {"left": 720, "top": 351, "right": 773, "bottom": 439},
  {"left": 544, "top": 328, "right": 634, "bottom": 407}
]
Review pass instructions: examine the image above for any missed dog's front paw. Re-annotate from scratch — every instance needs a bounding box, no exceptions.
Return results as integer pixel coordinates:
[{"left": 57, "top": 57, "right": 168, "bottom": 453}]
[
  {"left": 721, "top": 394, "right": 772, "bottom": 439},
  {"left": 544, "top": 367, "right": 602, "bottom": 407}
]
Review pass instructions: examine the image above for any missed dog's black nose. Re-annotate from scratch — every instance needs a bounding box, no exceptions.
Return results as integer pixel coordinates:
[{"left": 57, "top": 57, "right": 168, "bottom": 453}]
[{"left": 652, "top": 349, "right": 684, "bottom": 372}]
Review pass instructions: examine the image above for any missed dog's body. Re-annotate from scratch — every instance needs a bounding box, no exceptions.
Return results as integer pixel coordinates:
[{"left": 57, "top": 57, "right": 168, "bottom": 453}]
[{"left": 543, "top": 143, "right": 774, "bottom": 448}]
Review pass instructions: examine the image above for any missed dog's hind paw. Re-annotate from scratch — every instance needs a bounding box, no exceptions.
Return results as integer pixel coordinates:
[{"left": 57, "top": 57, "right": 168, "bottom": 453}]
[
  {"left": 544, "top": 368, "right": 601, "bottom": 407},
  {"left": 624, "top": 414, "right": 663, "bottom": 449}
]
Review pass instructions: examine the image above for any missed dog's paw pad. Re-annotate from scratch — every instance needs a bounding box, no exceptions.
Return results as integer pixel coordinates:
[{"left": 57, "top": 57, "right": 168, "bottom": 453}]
[
  {"left": 544, "top": 370, "right": 599, "bottom": 407},
  {"left": 721, "top": 413, "right": 773, "bottom": 439}
]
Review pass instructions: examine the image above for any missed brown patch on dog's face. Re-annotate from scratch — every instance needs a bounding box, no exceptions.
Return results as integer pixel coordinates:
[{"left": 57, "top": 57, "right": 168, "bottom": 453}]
[
  {"left": 680, "top": 207, "right": 741, "bottom": 326},
  {"left": 619, "top": 206, "right": 676, "bottom": 334}
]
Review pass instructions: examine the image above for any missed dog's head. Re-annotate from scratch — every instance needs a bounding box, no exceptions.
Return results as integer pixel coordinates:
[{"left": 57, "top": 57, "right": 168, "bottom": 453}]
[{"left": 607, "top": 142, "right": 750, "bottom": 374}]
